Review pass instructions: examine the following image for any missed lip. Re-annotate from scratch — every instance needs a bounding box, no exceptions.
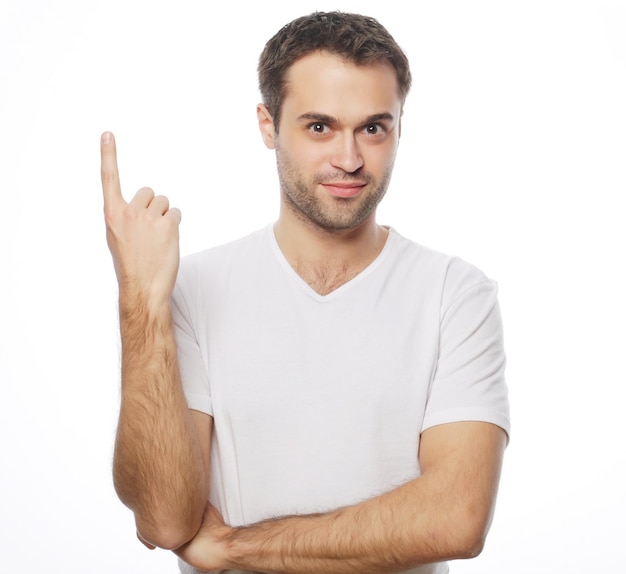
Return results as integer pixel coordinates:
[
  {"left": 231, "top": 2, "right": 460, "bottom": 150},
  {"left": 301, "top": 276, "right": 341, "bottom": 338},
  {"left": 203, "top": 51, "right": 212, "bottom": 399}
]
[{"left": 321, "top": 182, "right": 367, "bottom": 198}]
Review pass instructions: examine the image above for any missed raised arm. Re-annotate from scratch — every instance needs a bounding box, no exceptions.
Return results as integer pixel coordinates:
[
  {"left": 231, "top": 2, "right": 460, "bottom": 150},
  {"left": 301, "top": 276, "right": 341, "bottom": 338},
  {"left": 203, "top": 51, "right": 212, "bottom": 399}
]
[
  {"left": 101, "top": 132, "right": 210, "bottom": 550},
  {"left": 176, "top": 420, "right": 506, "bottom": 573}
]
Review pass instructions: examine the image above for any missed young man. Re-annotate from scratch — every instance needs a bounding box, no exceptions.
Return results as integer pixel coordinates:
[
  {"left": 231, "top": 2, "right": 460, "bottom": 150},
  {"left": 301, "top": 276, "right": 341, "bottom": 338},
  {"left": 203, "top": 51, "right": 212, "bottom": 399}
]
[{"left": 102, "top": 12, "right": 510, "bottom": 574}]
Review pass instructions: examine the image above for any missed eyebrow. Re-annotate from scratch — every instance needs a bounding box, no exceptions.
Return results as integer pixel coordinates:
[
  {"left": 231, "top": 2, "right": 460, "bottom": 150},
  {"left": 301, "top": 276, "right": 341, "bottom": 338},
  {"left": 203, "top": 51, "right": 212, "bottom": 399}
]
[{"left": 297, "top": 112, "right": 395, "bottom": 125}]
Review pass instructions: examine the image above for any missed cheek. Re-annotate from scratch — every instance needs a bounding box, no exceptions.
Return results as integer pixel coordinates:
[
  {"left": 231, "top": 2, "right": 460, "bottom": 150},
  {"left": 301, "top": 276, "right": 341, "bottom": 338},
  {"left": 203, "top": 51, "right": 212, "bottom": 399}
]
[
  {"left": 365, "top": 142, "right": 398, "bottom": 174},
  {"left": 291, "top": 141, "right": 330, "bottom": 171},
  {"left": 281, "top": 132, "right": 318, "bottom": 160}
]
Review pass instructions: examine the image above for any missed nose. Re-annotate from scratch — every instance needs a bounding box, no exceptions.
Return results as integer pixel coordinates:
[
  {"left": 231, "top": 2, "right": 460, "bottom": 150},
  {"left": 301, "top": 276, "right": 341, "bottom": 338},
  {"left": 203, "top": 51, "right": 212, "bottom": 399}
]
[{"left": 329, "top": 132, "right": 364, "bottom": 174}]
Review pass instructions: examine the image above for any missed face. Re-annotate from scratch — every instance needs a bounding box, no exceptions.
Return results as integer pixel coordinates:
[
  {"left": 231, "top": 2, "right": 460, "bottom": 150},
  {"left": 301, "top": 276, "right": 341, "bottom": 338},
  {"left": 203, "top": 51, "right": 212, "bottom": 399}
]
[{"left": 258, "top": 51, "right": 402, "bottom": 233}]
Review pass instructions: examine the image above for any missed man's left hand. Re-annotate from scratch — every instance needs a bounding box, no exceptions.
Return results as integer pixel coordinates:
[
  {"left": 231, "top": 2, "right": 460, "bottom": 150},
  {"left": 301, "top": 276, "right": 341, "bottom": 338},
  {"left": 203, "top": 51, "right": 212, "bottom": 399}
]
[{"left": 174, "top": 502, "right": 231, "bottom": 570}]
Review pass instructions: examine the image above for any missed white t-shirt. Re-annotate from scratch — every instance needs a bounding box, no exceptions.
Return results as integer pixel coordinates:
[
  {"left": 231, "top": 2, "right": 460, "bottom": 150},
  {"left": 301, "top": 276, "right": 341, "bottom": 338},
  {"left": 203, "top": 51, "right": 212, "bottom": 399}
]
[{"left": 172, "top": 225, "right": 510, "bottom": 574}]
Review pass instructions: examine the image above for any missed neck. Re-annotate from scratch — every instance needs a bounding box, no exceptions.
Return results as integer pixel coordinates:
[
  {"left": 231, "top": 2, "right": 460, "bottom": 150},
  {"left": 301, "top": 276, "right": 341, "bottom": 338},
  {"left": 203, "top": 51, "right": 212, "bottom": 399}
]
[{"left": 274, "top": 211, "right": 389, "bottom": 295}]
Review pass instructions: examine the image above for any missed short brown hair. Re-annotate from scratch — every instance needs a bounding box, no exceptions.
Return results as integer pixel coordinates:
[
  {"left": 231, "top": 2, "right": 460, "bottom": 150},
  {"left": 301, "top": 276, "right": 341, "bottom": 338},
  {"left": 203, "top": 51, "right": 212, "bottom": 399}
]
[{"left": 258, "top": 11, "right": 412, "bottom": 131}]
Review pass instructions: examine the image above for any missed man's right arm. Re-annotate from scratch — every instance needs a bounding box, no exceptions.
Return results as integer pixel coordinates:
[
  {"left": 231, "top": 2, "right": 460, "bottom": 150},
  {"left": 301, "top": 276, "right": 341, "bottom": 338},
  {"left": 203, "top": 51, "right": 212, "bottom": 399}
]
[
  {"left": 112, "top": 300, "right": 211, "bottom": 550},
  {"left": 100, "top": 131, "right": 210, "bottom": 550}
]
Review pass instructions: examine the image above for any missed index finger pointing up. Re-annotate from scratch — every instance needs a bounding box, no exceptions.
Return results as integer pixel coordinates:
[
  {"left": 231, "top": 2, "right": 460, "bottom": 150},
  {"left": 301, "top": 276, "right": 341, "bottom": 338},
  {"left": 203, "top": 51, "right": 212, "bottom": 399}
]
[{"left": 100, "top": 131, "right": 124, "bottom": 208}]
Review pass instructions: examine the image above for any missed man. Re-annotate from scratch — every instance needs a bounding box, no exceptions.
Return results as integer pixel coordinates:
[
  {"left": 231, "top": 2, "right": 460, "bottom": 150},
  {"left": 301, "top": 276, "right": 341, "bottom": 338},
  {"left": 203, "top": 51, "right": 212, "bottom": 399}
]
[{"left": 102, "top": 11, "right": 510, "bottom": 574}]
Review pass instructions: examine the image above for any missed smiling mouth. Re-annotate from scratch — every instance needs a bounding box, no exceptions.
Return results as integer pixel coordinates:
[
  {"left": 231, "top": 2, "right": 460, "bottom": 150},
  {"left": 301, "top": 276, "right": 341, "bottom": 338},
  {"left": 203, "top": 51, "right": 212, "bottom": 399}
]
[{"left": 321, "top": 182, "right": 367, "bottom": 198}]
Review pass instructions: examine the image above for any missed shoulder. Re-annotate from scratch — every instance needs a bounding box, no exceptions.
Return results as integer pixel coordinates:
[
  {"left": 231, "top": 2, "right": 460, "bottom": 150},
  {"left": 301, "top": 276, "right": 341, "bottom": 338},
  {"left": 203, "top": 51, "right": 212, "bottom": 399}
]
[
  {"left": 182, "top": 226, "right": 269, "bottom": 266},
  {"left": 179, "top": 226, "right": 269, "bottom": 277},
  {"left": 173, "top": 226, "right": 271, "bottom": 307},
  {"left": 387, "top": 228, "right": 496, "bottom": 306}
]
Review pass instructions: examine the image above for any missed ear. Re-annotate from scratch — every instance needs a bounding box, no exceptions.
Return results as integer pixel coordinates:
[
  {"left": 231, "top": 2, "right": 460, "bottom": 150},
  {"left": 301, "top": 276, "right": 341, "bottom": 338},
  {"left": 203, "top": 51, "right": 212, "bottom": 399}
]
[{"left": 257, "top": 104, "right": 276, "bottom": 150}]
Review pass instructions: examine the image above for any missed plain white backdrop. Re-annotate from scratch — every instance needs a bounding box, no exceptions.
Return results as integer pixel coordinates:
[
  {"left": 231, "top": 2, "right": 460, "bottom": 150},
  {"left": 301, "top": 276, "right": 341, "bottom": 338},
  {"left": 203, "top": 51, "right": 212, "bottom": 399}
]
[{"left": 1, "top": 0, "right": 624, "bottom": 572}]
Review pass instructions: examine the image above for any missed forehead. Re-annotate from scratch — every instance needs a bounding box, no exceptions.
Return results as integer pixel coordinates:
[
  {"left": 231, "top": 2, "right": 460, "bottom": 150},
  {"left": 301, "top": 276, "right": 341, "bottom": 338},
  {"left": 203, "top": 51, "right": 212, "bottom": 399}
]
[{"left": 282, "top": 51, "right": 401, "bottom": 120}]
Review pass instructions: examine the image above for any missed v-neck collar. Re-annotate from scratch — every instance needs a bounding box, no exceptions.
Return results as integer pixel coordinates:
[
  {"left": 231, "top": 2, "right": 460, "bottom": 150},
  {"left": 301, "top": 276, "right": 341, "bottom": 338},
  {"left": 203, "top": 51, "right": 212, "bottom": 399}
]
[{"left": 268, "top": 224, "right": 396, "bottom": 302}]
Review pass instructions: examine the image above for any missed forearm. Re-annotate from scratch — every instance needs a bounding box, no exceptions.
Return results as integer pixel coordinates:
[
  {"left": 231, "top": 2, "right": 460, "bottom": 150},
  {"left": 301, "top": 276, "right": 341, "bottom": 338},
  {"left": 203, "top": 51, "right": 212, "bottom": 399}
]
[
  {"left": 113, "top": 295, "right": 207, "bottom": 549},
  {"left": 177, "top": 424, "right": 504, "bottom": 573},
  {"left": 219, "top": 474, "right": 485, "bottom": 574}
]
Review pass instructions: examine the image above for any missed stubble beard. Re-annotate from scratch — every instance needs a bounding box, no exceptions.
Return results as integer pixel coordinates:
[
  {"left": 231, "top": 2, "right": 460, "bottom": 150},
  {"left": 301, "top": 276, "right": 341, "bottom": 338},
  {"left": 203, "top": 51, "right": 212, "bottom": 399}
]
[{"left": 276, "top": 149, "right": 393, "bottom": 233}]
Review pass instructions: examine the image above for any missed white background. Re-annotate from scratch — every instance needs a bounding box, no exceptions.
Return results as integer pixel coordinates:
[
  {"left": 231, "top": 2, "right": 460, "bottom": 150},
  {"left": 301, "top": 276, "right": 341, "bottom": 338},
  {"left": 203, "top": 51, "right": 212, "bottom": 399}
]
[{"left": 1, "top": 0, "right": 624, "bottom": 572}]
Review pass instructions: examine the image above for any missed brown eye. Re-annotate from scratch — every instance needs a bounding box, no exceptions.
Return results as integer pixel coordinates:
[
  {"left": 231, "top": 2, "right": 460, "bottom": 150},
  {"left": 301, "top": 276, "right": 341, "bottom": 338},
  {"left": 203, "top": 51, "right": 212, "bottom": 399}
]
[{"left": 308, "top": 123, "right": 330, "bottom": 136}]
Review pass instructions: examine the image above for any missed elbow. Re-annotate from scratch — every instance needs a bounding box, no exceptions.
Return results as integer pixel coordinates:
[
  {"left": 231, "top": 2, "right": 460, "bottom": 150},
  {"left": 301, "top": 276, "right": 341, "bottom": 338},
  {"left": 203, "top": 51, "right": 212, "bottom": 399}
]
[
  {"left": 448, "top": 508, "right": 491, "bottom": 560},
  {"left": 137, "top": 531, "right": 190, "bottom": 552},
  {"left": 433, "top": 528, "right": 486, "bottom": 562},
  {"left": 135, "top": 514, "right": 202, "bottom": 551},
  {"left": 112, "top": 476, "right": 206, "bottom": 550},
  {"left": 125, "top": 494, "right": 205, "bottom": 551},
  {"left": 426, "top": 504, "right": 490, "bottom": 561},
  {"left": 455, "top": 531, "right": 486, "bottom": 560}
]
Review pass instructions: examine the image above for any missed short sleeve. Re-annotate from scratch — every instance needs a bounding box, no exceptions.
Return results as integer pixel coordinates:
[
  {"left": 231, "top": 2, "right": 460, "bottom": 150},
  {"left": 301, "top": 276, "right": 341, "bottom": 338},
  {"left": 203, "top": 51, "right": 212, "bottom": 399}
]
[
  {"left": 422, "top": 267, "right": 510, "bottom": 441},
  {"left": 171, "top": 279, "right": 213, "bottom": 416}
]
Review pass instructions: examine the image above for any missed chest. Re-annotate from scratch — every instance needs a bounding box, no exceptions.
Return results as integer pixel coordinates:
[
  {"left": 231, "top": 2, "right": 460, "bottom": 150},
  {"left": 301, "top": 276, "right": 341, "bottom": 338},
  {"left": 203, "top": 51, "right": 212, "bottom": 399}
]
[
  {"left": 199, "top": 274, "right": 441, "bottom": 429},
  {"left": 292, "top": 259, "right": 360, "bottom": 296}
]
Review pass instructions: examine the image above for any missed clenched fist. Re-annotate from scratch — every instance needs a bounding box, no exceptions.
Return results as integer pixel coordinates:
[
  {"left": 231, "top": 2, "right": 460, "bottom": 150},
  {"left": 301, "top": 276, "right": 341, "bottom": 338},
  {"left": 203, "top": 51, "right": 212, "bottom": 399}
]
[{"left": 100, "top": 132, "right": 181, "bottom": 309}]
